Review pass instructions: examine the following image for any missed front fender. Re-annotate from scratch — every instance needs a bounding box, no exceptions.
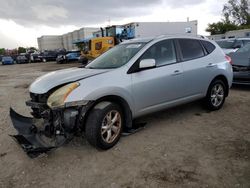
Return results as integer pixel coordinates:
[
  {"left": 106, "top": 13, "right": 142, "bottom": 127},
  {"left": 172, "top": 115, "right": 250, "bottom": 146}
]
[{"left": 66, "top": 86, "right": 135, "bottom": 115}]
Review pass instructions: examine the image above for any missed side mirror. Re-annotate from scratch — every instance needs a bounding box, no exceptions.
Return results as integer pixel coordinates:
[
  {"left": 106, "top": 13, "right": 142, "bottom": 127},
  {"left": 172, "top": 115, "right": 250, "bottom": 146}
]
[{"left": 139, "top": 59, "right": 156, "bottom": 69}]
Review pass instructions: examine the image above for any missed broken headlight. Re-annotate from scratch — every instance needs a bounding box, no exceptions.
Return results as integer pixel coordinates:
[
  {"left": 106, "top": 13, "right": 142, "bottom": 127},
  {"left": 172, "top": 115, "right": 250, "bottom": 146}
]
[{"left": 47, "top": 82, "right": 80, "bottom": 109}]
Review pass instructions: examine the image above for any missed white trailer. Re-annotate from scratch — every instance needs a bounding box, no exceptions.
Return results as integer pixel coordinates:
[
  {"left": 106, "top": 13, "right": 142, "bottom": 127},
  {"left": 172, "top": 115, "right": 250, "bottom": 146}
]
[{"left": 122, "top": 21, "right": 198, "bottom": 39}]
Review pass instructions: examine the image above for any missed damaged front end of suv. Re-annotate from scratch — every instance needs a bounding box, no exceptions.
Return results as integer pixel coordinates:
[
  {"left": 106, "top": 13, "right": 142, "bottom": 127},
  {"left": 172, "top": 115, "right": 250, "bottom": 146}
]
[{"left": 10, "top": 82, "right": 93, "bottom": 158}]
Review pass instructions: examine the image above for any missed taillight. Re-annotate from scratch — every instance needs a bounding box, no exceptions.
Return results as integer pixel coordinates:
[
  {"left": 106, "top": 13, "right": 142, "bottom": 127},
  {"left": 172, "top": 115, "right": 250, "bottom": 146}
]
[{"left": 225, "top": 55, "right": 233, "bottom": 65}]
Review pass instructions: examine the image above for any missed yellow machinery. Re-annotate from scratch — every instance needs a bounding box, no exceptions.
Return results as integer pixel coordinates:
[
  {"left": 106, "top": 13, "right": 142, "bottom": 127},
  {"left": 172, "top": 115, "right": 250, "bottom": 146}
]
[
  {"left": 76, "top": 36, "right": 115, "bottom": 63},
  {"left": 75, "top": 26, "right": 129, "bottom": 62},
  {"left": 85, "top": 37, "right": 115, "bottom": 60}
]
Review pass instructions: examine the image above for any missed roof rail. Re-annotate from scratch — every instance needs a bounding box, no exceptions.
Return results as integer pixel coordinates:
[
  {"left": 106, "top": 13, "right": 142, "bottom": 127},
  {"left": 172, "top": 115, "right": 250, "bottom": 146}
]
[
  {"left": 155, "top": 34, "right": 209, "bottom": 39},
  {"left": 197, "top": 35, "right": 208, "bottom": 39}
]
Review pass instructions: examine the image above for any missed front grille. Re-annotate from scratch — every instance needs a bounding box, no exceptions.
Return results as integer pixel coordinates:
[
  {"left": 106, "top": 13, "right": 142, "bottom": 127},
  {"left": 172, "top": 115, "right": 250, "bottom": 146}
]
[
  {"left": 233, "top": 65, "right": 250, "bottom": 72},
  {"left": 30, "top": 93, "right": 50, "bottom": 103}
]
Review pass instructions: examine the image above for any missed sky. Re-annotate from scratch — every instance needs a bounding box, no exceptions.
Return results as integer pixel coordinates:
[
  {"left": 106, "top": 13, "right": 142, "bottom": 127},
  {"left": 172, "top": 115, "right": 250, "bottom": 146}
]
[{"left": 0, "top": 0, "right": 228, "bottom": 49}]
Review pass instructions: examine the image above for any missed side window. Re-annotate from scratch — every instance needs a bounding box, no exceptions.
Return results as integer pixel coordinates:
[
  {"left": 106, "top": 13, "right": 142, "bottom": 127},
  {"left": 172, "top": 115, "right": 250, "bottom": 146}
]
[
  {"left": 201, "top": 40, "right": 216, "bottom": 54},
  {"left": 178, "top": 39, "right": 205, "bottom": 61},
  {"left": 141, "top": 40, "right": 177, "bottom": 66},
  {"left": 95, "top": 42, "right": 102, "bottom": 50}
]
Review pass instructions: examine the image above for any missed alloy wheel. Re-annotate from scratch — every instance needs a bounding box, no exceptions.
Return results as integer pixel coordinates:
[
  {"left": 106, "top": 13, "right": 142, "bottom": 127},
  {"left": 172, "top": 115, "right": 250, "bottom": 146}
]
[
  {"left": 210, "top": 83, "right": 224, "bottom": 107},
  {"left": 101, "top": 110, "right": 122, "bottom": 144}
]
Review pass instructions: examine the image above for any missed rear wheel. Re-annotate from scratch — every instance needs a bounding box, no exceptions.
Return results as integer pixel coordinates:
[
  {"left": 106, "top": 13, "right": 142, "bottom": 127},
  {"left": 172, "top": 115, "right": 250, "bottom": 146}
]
[
  {"left": 204, "top": 80, "right": 226, "bottom": 111},
  {"left": 85, "top": 102, "right": 123, "bottom": 150}
]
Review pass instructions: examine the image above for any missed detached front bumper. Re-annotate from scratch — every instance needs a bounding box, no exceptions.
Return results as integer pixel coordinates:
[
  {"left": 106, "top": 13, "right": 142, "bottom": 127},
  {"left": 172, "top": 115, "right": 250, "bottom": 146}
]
[{"left": 10, "top": 108, "right": 55, "bottom": 158}]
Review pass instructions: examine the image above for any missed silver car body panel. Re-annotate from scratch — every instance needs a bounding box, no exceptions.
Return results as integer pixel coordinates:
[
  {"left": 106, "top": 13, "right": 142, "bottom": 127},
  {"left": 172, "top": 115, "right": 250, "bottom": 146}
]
[{"left": 30, "top": 36, "right": 233, "bottom": 118}]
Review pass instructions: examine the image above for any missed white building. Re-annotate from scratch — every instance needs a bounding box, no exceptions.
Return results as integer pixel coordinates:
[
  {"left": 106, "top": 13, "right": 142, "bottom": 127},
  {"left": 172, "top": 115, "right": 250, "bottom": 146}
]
[
  {"left": 37, "top": 27, "right": 99, "bottom": 51},
  {"left": 208, "top": 29, "right": 250, "bottom": 40},
  {"left": 37, "top": 35, "right": 63, "bottom": 51},
  {"left": 124, "top": 21, "right": 198, "bottom": 38},
  {"left": 38, "top": 21, "right": 198, "bottom": 51}
]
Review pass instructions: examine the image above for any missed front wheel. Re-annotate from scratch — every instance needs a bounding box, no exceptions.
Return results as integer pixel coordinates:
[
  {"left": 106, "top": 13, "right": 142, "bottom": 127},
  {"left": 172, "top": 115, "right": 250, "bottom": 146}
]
[
  {"left": 85, "top": 102, "right": 123, "bottom": 150},
  {"left": 204, "top": 80, "right": 226, "bottom": 111}
]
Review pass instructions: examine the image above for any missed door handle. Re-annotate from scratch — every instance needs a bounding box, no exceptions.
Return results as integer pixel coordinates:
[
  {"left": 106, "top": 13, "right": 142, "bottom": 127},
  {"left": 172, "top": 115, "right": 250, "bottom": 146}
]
[
  {"left": 206, "top": 63, "right": 216, "bottom": 68},
  {"left": 172, "top": 70, "right": 182, "bottom": 76}
]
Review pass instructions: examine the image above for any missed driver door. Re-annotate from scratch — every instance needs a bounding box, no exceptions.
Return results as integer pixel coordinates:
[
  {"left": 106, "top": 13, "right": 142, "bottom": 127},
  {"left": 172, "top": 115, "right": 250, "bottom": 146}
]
[{"left": 130, "top": 39, "right": 184, "bottom": 115}]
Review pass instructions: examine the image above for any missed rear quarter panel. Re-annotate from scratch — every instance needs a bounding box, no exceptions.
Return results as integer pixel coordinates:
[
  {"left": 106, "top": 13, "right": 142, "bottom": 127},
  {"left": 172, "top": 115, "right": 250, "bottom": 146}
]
[{"left": 208, "top": 42, "right": 233, "bottom": 89}]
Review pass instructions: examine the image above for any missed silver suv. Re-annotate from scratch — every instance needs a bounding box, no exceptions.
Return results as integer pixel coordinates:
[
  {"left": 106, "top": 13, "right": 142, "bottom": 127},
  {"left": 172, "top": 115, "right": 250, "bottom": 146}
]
[{"left": 10, "top": 36, "right": 233, "bottom": 157}]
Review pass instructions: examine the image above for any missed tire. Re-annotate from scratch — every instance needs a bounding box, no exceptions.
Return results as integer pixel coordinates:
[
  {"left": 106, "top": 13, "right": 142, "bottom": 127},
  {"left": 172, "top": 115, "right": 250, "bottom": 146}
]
[
  {"left": 80, "top": 57, "right": 88, "bottom": 65},
  {"left": 204, "top": 79, "right": 226, "bottom": 111},
  {"left": 42, "top": 58, "right": 46, "bottom": 63},
  {"left": 85, "top": 102, "right": 123, "bottom": 150}
]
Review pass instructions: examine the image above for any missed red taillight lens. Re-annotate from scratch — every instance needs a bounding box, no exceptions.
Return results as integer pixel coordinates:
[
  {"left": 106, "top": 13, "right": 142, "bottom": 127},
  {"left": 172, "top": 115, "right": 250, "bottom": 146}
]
[{"left": 225, "top": 55, "right": 233, "bottom": 65}]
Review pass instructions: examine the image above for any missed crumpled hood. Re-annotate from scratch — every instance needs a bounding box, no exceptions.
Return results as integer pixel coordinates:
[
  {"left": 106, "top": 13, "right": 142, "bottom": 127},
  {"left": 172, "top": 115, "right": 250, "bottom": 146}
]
[{"left": 30, "top": 67, "right": 109, "bottom": 94}]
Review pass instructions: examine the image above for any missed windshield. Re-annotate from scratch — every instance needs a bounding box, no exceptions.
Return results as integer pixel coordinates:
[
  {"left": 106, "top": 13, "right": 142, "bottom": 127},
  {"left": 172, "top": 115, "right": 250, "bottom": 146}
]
[
  {"left": 86, "top": 43, "right": 146, "bottom": 69},
  {"left": 237, "top": 43, "right": 250, "bottom": 53},
  {"left": 216, "top": 40, "right": 235, "bottom": 49}
]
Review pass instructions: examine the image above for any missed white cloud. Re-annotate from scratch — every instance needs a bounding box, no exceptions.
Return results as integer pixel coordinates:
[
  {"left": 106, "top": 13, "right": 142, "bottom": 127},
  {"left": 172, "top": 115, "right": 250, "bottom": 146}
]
[
  {"left": 102, "top": 0, "right": 227, "bottom": 35},
  {"left": 0, "top": 19, "right": 77, "bottom": 48},
  {"left": 0, "top": 0, "right": 229, "bottom": 48},
  {"left": 31, "top": 5, "right": 68, "bottom": 21}
]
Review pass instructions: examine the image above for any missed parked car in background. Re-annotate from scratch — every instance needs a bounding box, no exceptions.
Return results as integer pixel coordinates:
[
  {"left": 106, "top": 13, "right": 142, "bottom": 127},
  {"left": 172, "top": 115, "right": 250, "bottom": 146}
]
[
  {"left": 16, "top": 54, "right": 29, "bottom": 64},
  {"left": 39, "top": 51, "right": 58, "bottom": 62},
  {"left": 216, "top": 38, "right": 250, "bottom": 54},
  {"left": 56, "top": 54, "right": 65, "bottom": 63},
  {"left": 56, "top": 51, "right": 80, "bottom": 64},
  {"left": 30, "top": 52, "right": 42, "bottom": 63},
  {"left": 228, "top": 43, "right": 250, "bottom": 85},
  {"left": 11, "top": 54, "right": 18, "bottom": 63},
  {"left": 78, "top": 55, "right": 89, "bottom": 65},
  {"left": 0, "top": 55, "right": 3, "bottom": 62},
  {"left": 1, "top": 56, "right": 14, "bottom": 65},
  {"left": 10, "top": 36, "right": 233, "bottom": 157}
]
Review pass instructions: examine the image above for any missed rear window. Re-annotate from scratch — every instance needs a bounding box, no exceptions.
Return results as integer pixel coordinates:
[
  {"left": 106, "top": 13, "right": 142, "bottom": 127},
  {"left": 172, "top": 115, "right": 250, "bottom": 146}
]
[
  {"left": 201, "top": 40, "right": 216, "bottom": 54},
  {"left": 178, "top": 39, "right": 204, "bottom": 61}
]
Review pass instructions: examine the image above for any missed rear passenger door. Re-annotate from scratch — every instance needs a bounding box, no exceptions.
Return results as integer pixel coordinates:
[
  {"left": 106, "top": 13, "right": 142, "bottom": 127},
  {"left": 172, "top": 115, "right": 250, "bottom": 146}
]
[{"left": 177, "top": 39, "right": 215, "bottom": 97}]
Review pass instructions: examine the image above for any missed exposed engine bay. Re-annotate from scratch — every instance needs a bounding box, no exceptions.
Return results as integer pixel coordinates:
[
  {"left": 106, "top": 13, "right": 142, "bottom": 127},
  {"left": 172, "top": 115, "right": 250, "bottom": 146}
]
[
  {"left": 10, "top": 91, "right": 144, "bottom": 158},
  {"left": 10, "top": 91, "right": 92, "bottom": 158}
]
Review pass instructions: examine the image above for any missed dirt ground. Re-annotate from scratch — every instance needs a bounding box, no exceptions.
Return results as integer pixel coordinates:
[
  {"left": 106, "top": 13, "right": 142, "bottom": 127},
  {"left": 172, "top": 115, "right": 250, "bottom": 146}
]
[{"left": 0, "top": 62, "right": 249, "bottom": 188}]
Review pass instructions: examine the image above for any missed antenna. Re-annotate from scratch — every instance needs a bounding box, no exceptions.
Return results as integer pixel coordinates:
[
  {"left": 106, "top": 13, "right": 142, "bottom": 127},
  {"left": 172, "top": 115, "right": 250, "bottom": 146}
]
[{"left": 108, "top": 18, "right": 111, "bottom": 26}]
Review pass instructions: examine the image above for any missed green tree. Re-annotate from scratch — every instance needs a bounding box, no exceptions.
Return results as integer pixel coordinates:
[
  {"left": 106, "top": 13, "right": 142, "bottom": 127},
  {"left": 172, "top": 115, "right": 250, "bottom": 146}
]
[
  {"left": 206, "top": 0, "right": 250, "bottom": 35},
  {"left": 206, "top": 22, "right": 239, "bottom": 35},
  {"left": 18, "top": 47, "right": 26, "bottom": 54},
  {"left": 0, "top": 48, "right": 5, "bottom": 55},
  {"left": 28, "top": 47, "right": 37, "bottom": 51},
  {"left": 75, "top": 43, "right": 84, "bottom": 51},
  {"left": 223, "top": 0, "right": 250, "bottom": 25}
]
